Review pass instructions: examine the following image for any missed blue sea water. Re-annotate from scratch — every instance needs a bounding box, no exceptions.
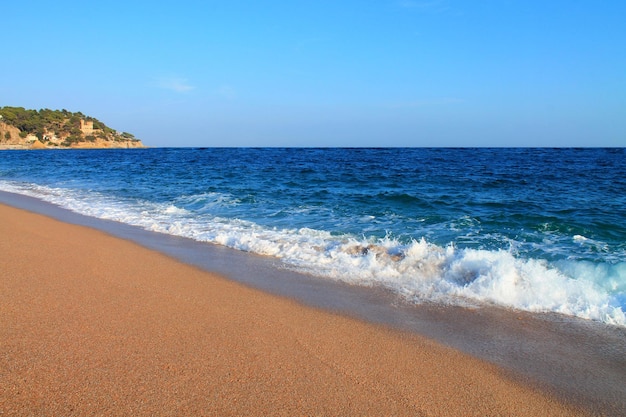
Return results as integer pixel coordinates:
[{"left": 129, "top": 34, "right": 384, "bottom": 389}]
[{"left": 1, "top": 148, "right": 625, "bottom": 326}]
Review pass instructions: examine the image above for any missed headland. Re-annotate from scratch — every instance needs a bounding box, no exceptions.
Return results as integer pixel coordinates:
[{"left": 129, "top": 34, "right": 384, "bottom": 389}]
[{"left": 0, "top": 107, "right": 145, "bottom": 149}]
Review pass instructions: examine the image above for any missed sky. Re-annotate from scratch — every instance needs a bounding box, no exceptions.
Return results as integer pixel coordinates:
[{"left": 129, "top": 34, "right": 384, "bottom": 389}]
[{"left": 2, "top": 0, "right": 625, "bottom": 147}]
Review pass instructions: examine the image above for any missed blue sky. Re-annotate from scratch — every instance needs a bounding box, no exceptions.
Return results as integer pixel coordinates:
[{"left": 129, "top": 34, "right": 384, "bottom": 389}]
[{"left": 2, "top": 1, "right": 625, "bottom": 147}]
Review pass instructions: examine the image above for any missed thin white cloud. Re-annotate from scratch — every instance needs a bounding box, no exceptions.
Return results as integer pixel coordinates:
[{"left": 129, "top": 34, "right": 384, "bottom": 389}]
[{"left": 156, "top": 77, "right": 195, "bottom": 93}]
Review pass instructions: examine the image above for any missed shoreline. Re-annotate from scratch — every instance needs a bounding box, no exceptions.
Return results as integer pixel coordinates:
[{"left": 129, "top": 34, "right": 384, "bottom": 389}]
[{"left": 1, "top": 200, "right": 624, "bottom": 415}]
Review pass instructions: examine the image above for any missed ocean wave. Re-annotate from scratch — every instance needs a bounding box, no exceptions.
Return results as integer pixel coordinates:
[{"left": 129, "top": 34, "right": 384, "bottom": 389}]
[{"left": 2, "top": 180, "right": 624, "bottom": 327}]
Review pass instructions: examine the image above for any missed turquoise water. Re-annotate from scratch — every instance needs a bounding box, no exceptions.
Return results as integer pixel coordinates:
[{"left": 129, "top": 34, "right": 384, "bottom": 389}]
[{"left": 1, "top": 148, "right": 624, "bottom": 325}]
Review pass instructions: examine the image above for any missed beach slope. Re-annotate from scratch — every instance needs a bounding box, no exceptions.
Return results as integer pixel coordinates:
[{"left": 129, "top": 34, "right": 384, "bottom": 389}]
[{"left": 0, "top": 204, "right": 587, "bottom": 416}]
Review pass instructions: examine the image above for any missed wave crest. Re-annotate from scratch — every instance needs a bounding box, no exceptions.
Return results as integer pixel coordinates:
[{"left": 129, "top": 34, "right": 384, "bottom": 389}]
[{"left": 2, "top": 180, "right": 624, "bottom": 327}]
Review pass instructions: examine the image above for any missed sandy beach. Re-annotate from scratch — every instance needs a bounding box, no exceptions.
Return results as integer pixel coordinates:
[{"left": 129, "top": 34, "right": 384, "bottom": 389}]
[{"left": 0, "top": 203, "right": 593, "bottom": 416}]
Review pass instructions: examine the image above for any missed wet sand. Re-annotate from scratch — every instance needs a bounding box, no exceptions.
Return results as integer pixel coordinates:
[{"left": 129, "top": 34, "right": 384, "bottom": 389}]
[{"left": 0, "top": 204, "right": 600, "bottom": 415}]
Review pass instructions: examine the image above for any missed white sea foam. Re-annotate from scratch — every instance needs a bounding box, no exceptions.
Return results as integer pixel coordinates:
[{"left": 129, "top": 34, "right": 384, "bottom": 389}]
[{"left": 2, "top": 180, "right": 624, "bottom": 327}]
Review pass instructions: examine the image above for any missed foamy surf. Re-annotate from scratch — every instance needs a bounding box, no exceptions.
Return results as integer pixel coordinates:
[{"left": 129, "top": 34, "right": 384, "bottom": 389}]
[{"left": 1, "top": 179, "right": 624, "bottom": 327}]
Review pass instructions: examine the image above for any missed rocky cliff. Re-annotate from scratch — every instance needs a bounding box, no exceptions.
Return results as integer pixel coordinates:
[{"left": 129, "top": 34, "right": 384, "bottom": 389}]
[{"left": 0, "top": 107, "right": 146, "bottom": 149}]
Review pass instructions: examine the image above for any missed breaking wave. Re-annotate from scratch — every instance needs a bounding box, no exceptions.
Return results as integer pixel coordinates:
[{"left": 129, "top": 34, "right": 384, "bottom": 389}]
[{"left": 2, "top": 180, "right": 624, "bottom": 327}]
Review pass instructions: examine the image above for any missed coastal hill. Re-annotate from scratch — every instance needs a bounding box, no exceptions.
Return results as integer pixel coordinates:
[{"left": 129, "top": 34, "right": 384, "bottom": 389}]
[{"left": 0, "top": 107, "right": 146, "bottom": 149}]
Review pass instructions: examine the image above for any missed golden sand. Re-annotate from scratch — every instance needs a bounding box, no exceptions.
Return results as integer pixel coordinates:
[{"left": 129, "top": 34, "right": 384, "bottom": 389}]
[{"left": 0, "top": 204, "right": 587, "bottom": 416}]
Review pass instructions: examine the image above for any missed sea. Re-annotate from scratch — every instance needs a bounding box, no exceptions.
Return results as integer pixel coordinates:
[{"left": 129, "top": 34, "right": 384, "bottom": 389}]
[{"left": 1, "top": 147, "right": 625, "bottom": 327}]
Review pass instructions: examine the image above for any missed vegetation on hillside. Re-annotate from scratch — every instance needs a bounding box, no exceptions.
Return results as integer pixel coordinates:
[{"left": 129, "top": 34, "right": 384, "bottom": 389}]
[{"left": 0, "top": 106, "right": 139, "bottom": 147}]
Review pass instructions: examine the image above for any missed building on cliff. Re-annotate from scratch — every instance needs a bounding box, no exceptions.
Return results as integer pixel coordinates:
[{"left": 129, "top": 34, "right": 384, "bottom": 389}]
[{"left": 80, "top": 120, "right": 95, "bottom": 136}]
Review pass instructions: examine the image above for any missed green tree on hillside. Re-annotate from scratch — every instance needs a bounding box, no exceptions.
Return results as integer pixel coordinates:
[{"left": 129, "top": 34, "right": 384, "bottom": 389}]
[{"left": 0, "top": 106, "right": 141, "bottom": 146}]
